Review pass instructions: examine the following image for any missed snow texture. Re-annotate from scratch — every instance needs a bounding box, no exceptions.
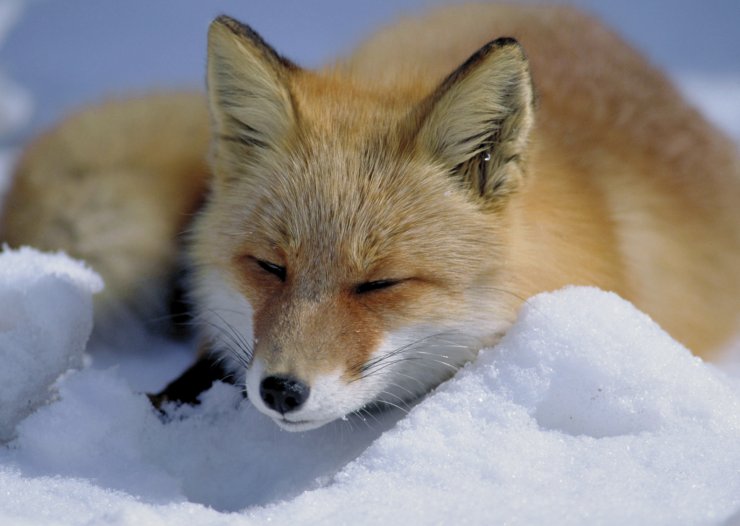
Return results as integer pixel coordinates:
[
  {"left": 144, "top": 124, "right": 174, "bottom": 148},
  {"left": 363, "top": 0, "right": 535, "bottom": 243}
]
[
  {"left": 0, "top": 248, "right": 102, "bottom": 442},
  {"left": 1, "top": 1, "right": 740, "bottom": 525}
]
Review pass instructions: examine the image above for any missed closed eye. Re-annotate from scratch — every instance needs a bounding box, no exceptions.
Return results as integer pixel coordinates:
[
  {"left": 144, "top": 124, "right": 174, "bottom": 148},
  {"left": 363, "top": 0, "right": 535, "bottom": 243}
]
[
  {"left": 256, "top": 259, "right": 286, "bottom": 282},
  {"left": 354, "top": 279, "right": 402, "bottom": 295}
]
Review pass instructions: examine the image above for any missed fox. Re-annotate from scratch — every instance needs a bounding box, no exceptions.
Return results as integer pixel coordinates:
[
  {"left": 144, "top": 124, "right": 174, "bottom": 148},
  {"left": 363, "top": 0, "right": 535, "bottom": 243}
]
[{"left": 2, "top": 4, "right": 740, "bottom": 431}]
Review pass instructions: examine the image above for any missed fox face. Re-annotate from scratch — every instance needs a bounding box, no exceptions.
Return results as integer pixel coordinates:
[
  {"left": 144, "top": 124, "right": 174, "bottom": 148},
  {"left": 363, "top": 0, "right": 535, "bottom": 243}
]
[{"left": 190, "top": 16, "right": 534, "bottom": 431}]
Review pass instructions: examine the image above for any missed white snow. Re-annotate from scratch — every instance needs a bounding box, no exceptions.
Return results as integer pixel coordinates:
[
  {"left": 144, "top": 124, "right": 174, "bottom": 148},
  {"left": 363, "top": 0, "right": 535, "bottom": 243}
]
[
  {"left": 2, "top": 2, "right": 740, "bottom": 525},
  {"left": 0, "top": 248, "right": 102, "bottom": 442}
]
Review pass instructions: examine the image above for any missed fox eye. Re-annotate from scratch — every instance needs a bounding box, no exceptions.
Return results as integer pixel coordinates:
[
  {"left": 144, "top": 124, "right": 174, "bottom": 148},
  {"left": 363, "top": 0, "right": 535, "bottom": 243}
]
[
  {"left": 256, "top": 259, "right": 286, "bottom": 282},
  {"left": 355, "top": 279, "right": 401, "bottom": 294}
]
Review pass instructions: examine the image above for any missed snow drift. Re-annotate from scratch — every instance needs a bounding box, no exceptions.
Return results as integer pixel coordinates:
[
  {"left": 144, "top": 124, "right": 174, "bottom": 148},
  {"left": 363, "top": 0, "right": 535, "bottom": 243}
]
[{"left": 0, "top": 248, "right": 102, "bottom": 442}]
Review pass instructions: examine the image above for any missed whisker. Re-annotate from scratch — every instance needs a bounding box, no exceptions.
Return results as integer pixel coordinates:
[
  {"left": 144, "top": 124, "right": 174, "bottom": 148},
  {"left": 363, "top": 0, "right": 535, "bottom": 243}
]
[
  {"left": 197, "top": 308, "right": 255, "bottom": 364},
  {"left": 359, "top": 339, "right": 473, "bottom": 380},
  {"left": 202, "top": 324, "right": 249, "bottom": 367},
  {"left": 207, "top": 310, "right": 254, "bottom": 355},
  {"left": 360, "top": 331, "right": 459, "bottom": 371},
  {"left": 350, "top": 408, "right": 375, "bottom": 431},
  {"left": 199, "top": 320, "right": 250, "bottom": 368},
  {"left": 370, "top": 399, "right": 409, "bottom": 415},
  {"left": 376, "top": 377, "right": 417, "bottom": 398},
  {"left": 377, "top": 389, "right": 411, "bottom": 408},
  {"left": 359, "top": 407, "right": 382, "bottom": 427},
  {"left": 359, "top": 356, "right": 452, "bottom": 382}
]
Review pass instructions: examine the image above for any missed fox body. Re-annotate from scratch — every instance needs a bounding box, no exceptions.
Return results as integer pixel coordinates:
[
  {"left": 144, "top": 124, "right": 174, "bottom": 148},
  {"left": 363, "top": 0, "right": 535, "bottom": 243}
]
[{"left": 3, "top": 5, "right": 740, "bottom": 431}]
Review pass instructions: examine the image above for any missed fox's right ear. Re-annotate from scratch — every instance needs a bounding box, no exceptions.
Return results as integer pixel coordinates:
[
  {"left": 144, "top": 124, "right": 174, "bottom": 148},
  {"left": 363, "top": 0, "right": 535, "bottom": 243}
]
[
  {"left": 207, "top": 16, "right": 297, "bottom": 158},
  {"left": 413, "top": 38, "right": 534, "bottom": 204}
]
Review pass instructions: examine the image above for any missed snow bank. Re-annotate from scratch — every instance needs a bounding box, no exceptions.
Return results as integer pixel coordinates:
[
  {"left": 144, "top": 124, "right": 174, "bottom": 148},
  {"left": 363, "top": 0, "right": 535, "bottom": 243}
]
[
  {"left": 1, "top": 285, "right": 739, "bottom": 525},
  {"left": 0, "top": 248, "right": 102, "bottom": 442}
]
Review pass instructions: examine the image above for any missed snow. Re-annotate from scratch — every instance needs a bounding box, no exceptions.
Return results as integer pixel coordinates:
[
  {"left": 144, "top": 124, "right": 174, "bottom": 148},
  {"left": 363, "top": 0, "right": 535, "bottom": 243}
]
[
  {"left": 0, "top": 248, "right": 102, "bottom": 442},
  {"left": 2, "top": 2, "right": 740, "bottom": 525}
]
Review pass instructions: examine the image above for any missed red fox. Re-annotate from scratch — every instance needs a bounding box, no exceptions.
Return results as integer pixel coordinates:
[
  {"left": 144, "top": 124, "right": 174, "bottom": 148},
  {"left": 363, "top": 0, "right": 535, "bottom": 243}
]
[{"left": 2, "top": 5, "right": 739, "bottom": 431}]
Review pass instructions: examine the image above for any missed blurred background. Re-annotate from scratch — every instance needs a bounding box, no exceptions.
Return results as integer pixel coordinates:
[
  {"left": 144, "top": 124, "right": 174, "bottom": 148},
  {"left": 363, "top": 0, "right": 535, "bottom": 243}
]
[{"left": 1, "top": 0, "right": 739, "bottom": 148}]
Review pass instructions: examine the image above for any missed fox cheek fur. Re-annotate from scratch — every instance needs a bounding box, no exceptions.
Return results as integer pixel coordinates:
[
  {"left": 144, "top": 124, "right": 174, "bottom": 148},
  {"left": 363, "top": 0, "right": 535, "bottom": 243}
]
[{"left": 189, "top": 17, "right": 534, "bottom": 429}]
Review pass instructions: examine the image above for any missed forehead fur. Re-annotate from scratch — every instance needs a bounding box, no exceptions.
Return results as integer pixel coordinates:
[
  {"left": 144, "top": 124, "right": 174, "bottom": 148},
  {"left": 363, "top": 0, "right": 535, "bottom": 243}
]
[{"left": 208, "top": 71, "right": 503, "bottom": 286}]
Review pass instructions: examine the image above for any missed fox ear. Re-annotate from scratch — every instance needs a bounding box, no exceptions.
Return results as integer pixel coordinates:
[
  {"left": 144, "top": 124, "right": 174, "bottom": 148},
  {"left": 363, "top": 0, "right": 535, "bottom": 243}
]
[
  {"left": 207, "top": 16, "right": 297, "bottom": 155},
  {"left": 415, "top": 38, "right": 534, "bottom": 202}
]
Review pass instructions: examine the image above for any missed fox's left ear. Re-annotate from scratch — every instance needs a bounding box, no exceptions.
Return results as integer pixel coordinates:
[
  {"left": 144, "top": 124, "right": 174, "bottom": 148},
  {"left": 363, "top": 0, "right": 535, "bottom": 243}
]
[
  {"left": 207, "top": 16, "right": 297, "bottom": 161},
  {"left": 415, "top": 38, "right": 534, "bottom": 202}
]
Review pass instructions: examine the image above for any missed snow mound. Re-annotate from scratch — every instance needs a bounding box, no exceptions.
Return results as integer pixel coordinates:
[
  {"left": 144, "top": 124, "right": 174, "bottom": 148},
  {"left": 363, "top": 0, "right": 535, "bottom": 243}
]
[
  {"left": 0, "top": 247, "right": 102, "bottom": 442},
  {"left": 1, "top": 285, "right": 739, "bottom": 525}
]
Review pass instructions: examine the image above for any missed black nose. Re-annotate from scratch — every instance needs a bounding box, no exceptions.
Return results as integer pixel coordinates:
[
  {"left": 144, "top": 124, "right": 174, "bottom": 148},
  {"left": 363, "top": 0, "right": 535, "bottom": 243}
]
[{"left": 259, "top": 375, "right": 310, "bottom": 414}]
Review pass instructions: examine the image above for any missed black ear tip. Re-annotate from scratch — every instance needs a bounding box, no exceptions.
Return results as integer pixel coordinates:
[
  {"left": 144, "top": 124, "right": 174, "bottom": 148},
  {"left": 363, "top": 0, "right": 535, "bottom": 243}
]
[
  {"left": 483, "top": 37, "right": 526, "bottom": 60},
  {"left": 211, "top": 14, "right": 237, "bottom": 31},
  {"left": 208, "top": 14, "right": 297, "bottom": 71},
  {"left": 211, "top": 14, "right": 255, "bottom": 39},
  {"left": 213, "top": 14, "right": 237, "bottom": 26},
  {"left": 491, "top": 36, "right": 521, "bottom": 48}
]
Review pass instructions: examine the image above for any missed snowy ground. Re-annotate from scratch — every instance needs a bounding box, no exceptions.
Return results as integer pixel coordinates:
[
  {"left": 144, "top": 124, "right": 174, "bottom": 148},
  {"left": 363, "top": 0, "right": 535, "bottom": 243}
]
[{"left": 1, "top": 2, "right": 740, "bottom": 525}]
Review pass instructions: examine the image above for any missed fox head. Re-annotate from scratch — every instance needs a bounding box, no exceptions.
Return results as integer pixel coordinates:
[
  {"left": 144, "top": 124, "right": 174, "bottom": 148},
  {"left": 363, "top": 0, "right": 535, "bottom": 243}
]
[{"left": 190, "top": 16, "right": 534, "bottom": 431}]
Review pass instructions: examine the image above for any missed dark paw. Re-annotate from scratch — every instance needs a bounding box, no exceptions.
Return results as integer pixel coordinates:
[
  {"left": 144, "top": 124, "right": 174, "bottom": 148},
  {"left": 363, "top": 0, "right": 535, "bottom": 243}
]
[{"left": 147, "top": 354, "right": 236, "bottom": 410}]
